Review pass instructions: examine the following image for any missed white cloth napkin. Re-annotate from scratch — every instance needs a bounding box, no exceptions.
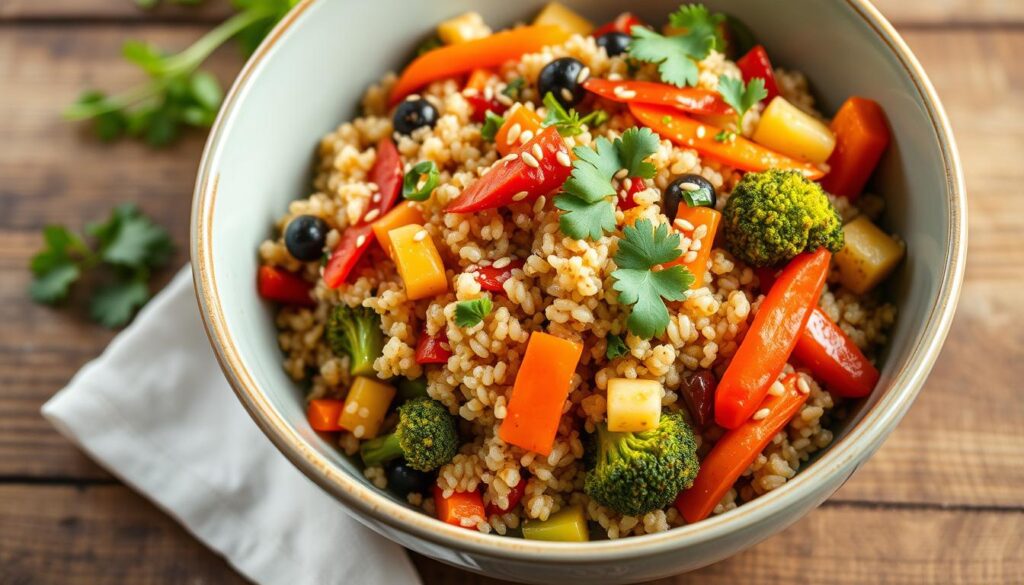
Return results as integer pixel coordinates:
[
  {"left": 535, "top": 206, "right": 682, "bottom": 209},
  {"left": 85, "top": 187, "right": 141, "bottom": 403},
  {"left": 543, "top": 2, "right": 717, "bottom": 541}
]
[{"left": 42, "top": 267, "right": 422, "bottom": 585}]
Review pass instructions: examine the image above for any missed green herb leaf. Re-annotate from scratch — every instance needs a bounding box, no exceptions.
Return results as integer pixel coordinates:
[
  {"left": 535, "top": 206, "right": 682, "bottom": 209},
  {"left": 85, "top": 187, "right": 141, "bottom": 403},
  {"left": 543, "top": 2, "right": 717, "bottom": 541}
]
[
  {"left": 502, "top": 77, "right": 525, "bottom": 101},
  {"left": 628, "top": 26, "right": 712, "bottom": 88},
  {"left": 564, "top": 137, "right": 620, "bottom": 204},
  {"left": 554, "top": 194, "right": 616, "bottom": 240},
  {"left": 28, "top": 226, "right": 91, "bottom": 304},
  {"left": 88, "top": 204, "right": 174, "bottom": 269},
  {"left": 617, "top": 126, "right": 659, "bottom": 179},
  {"left": 605, "top": 334, "right": 628, "bottom": 360},
  {"left": 402, "top": 161, "right": 440, "bottom": 202},
  {"left": 29, "top": 263, "right": 81, "bottom": 305},
  {"left": 90, "top": 277, "right": 151, "bottom": 328},
  {"left": 455, "top": 297, "right": 493, "bottom": 328},
  {"left": 612, "top": 219, "right": 694, "bottom": 338},
  {"left": 717, "top": 75, "right": 767, "bottom": 130},
  {"left": 541, "top": 92, "right": 609, "bottom": 137},
  {"left": 481, "top": 110, "right": 505, "bottom": 142},
  {"left": 668, "top": 4, "right": 727, "bottom": 52}
]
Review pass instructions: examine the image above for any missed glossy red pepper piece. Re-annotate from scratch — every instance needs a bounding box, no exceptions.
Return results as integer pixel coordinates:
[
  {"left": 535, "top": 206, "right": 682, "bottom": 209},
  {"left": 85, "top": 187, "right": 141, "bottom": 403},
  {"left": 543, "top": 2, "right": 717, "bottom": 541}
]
[
  {"left": 792, "top": 308, "right": 880, "bottom": 398},
  {"left": 592, "top": 12, "right": 646, "bottom": 37},
  {"left": 735, "top": 45, "right": 780, "bottom": 103},
  {"left": 322, "top": 224, "right": 374, "bottom": 288},
  {"left": 472, "top": 259, "right": 524, "bottom": 293},
  {"left": 465, "top": 94, "right": 508, "bottom": 123},
  {"left": 446, "top": 126, "right": 571, "bottom": 213},
  {"left": 715, "top": 249, "right": 831, "bottom": 429},
  {"left": 415, "top": 330, "right": 453, "bottom": 365},
  {"left": 485, "top": 475, "right": 527, "bottom": 516},
  {"left": 257, "top": 266, "right": 315, "bottom": 307},
  {"left": 583, "top": 78, "right": 733, "bottom": 117},
  {"left": 616, "top": 177, "right": 647, "bottom": 211}
]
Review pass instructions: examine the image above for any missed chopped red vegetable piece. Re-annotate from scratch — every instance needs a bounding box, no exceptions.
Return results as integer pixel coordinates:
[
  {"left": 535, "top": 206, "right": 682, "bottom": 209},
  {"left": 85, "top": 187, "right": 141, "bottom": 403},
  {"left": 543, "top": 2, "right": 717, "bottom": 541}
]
[
  {"left": 583, "top": 78, "right": 733, "bottom": 117},
  {"left": 485, "top": 475, "right": 527, "bottom": 515},
  {"left": 792, "top": 308, "right": 880, "bottom": 398},
  {"left": 257, "top": 266, "right": 315, "bottom": 307},
  {"left": 306, "top": 399, "right": 345, "bottom": 432},
  {"left": 819, "top": 97, "right": 891, "bottom": 199},
  {"left": 415, "top": 329, "right": 452, "bottom": 365},
  {"left": 736, "top": 45, "right": 780, "bottom": 103},
  {"left": 434, "top": 485, "right": 486, "bottom": 529},
  {"left": 323, "top": 224, "right": 374, "bottom": 288},
  {"left": 592, "top": 12, "right": 645, "bottom": 37},
  {"left": 465, "top": 94, "right": 508, "bottom": 123},
  {"left": 473, "top": 259, "right": 524, "bottom": 293}
]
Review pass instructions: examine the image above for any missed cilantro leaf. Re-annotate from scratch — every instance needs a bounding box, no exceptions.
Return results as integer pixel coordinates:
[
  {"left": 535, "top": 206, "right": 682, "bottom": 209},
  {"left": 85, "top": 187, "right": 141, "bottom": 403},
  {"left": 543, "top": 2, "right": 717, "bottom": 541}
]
[
  {"left": 90, "top": 277, "right": 151, "bottom": 328},
  {"left": 88, "top": 204, "right": 174, "bottom": 268},
  {"left": 564, "top": 138, "right": 619, "bottom": 203},
  {"left": 455, "top": 298, "right": 493, "bottom": 328},
  {"left": 502, "top": 77, "right": 525, "bottom": 101},
  {"left": 617, "top": 127, "right": 659, "bottom": 179},
  {"left": 718, "top": 75, "right": 767, "bottom": 130},
  {"left": 668, "top": 4, "right": 727, "bottom": 52},
  {"left": 629, "top": 26, "right": 713, "bottom": 88},
  {"left": 29, "top": 226, "right": 90, "bottom": 304},
  {"left": 481, "top": 110, "right": 505, "bottom": 142},
  {"left": 605, "top": 334, "right": 628, "bottom": 360},
  {"left": 541, "top": 92, "right": 609, "bottom": 138},
  {"left": 612, "top": 219, "right": 694, "bottom": 338},
  {"left": 30, "top": 264, "right": 81, "bottom": 305},
  {"left": 554, "top": 194, "right": 616, "bottom": 240}
]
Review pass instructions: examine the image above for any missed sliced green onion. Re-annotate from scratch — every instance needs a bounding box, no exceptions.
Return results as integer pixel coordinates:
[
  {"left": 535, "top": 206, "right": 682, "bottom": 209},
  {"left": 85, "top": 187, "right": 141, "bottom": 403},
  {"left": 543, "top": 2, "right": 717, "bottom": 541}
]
[
  {"left": 402, "top": 161, "right": 439, "bottom": 201},
  {"left": 681, "top": 181, "right": 715, "bottom": 208}
]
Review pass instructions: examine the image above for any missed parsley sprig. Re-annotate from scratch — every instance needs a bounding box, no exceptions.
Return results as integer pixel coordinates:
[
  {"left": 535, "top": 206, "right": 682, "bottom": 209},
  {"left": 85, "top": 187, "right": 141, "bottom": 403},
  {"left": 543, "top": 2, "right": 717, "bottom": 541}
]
[
  {"left": 627, "top": 4, "right": 726, "bottom": 88},
  {"left": 554, "top": 127, "right": 660, "bottom": 240},
  {"left": 65, "top": 0, "right": 299, "bottom": 146},
  {"left": 611, "top": 219, "right": 694, "bottom": 338},
  {"left": 29, "top": 205, "right": 174, "bottom": 328},
  {"left": 717, "top": 75, "right": 767, "bottom": 138},
  {"left": 541, "top": 93, "right": 608, "bottom": 138}
]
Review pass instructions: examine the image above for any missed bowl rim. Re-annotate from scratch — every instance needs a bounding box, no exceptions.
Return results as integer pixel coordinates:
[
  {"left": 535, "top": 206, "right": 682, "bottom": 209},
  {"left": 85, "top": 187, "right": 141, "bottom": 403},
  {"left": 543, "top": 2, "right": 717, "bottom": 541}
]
[{"left": 190, "top": 0, "right": 967, "bottom": 562}]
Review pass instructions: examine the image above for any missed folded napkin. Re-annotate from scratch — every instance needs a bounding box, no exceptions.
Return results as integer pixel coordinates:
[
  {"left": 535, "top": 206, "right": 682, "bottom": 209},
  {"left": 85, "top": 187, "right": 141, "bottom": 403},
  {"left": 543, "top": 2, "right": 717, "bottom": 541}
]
[{"left": 42, "top": 267, "right": 421, "bottom": 585}]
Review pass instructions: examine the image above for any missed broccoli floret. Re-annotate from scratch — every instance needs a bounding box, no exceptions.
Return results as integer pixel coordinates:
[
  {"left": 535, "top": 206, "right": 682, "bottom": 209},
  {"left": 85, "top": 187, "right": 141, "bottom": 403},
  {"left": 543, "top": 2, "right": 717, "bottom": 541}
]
[
  {"left": 722, "top": 169, "right": 844, "bottom": 267},
  {"left": 584, "top": 412, "right": 699, "bottom": 516},
  {"left": 359, "top": 398, "right": 458, "bottom": 471},
  {"left": 326, "top": 304, "right": 384, "bottom": 377}
]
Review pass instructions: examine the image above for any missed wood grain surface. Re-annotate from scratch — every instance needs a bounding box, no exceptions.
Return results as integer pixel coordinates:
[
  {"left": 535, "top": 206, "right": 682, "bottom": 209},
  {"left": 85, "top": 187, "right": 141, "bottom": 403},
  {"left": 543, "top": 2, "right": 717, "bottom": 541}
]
[{"left": 0, "top": 1, "right": 1021, "bottom": 584}]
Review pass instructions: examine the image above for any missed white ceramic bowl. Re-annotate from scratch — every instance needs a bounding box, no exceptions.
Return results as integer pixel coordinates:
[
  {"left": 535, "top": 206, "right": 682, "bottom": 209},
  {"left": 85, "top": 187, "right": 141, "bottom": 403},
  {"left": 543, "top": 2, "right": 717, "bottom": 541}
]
[{"left": 191, "top": 1, "right": 966, "bottom": 582}]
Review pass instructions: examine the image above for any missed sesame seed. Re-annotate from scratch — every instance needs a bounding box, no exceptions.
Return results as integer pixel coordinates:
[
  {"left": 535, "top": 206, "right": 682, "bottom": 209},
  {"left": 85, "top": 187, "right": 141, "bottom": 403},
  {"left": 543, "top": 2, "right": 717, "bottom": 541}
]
[
  {"left": 511, "top": 191, "right": 529, "bottom": 201},
  {"left": 691, "top": 239, "right": 702, "bottom": 251},
  {"left": 614, "top": 168, "right": 628, "bottom": 180},
  {"left": 693, "top": 224, "right": 708, "bottom": 239},
  {"left": 622, "top": 177, "right": 633, "bottom": 191},
  {"left": 675, "top": 218, "right": 695, "bottom": 231},
  {"left": 560, "top": 87, "right": 574, "bottom": 103},
  {"left": 495, "top": 93, "right": 514, "bottom": 106},
  {"left": 651, "top": 264, "right": 664, "bottom": 273},
  {"left": 576, "top": 67, "right": 591, "bottom": 84},
  {"left": 797, "top": 376, "right": 812, "bottom": 394},
  {"left": 353, "top": 425, "right": 365, "bottom": 438},
  {"left": 608, "top": 72, "right": 623, "bottom": 81},
  {"left": 680, "top": 181, "right": 701, "bottom": 192},
  {"left": 493, "top": 257, "right": 511, "bottom": 268},
  {"left": 683, "top": 250, "right": 698, "bottom": 263},
  {"left": 345, "top": 401, "right": 359, "bottom": 413},
  {"left": 413, "top": 229, "right": 428, "bottom": 242},
  {"left": 358, "top": 407, "right": 370, "bottom": 418},
  {"left": 769, "top": 381, "right": 786, "bottom": 397},
  {"left": 506, "top": 123, "right": 522, "bottom": 145},
  {"left": 518, "top": 130, "right": 534, "bottom": 144},
  {"left": 696, "top": 126, "right": 706, "bottom": 139},
  {"left": 463, "top": 88, "right": 479, "bottom": 97},
  {"left": 753, "top": 408, "right": 771, "bottom": 421},
  {"left": 363, "top": 209, "right": 380, "bottom": 222},
  {"left": 484, "top": 86, "right": 494, "bottom": 101},
  {"left": 355, "top": 234, "right": 367, "bottom": 247},
  {"left": 612, "top": 86, "right": 637, "bottom": 99},
  {"left": 406, "top": 94, "right": 421, "bottom": 101},
  {"left": 440, "top": 342, "right": 452, "bottom": 352},
  {"left": 521, "top": 153, "right": 540, "bottom": 168},
  {"left": 556, "top": 151, "right": 571, "bottom": 167},
  {"left": 371, "top": 193, "right": 381, "bottom": 203},
  {"left": 618, "top": 189, "right": 628, "bottom": 200},
  {"left": 532, "top": 143, "right": 544, "bottom": 161},
  {"left": 505, "top": 152, "right": 519, "bottom": 162},
  {"left": 533, "top": 196, "right": 546, "bottom": 213}
]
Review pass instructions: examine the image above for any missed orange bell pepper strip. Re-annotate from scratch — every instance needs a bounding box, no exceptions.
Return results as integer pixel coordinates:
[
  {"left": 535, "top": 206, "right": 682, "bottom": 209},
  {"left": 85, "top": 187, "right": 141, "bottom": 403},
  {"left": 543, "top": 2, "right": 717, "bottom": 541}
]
[
  {"left": 583, "top": 78, "right": 733, "bottom": 116},
  {"left": 371, "top": 201, "right": 425, "bottom": 259},
  {"left": 629, "top": 103, "right": 824, "bottom": 180},
  {"left": 792, "top": 308, "right": 880, "bottom": 398},
  {"left": 663, "top": 204, "right": 721, "bottom": 288},
  {"left": 499, "top": 332, "right": 583, "bottom": 456},
  {"left": 464, "top": 68, "right": 494, "bottom": 93},
  {"left": 306, "top": 399, "right": 345, "bottom": 432},
  {"left": 494, "top": 105, "right": 545, "bottom": 157},
  {"left": 389, "top": 25, "right": 572, "bottom": 106},
  {"left": 675, "top": 374, "right": 809, "bottom": 523},
  {"left": 819, "top": 97, "right": 891, "bottom": 199},
  {"left": 715, "top": 248, "right": 830, "bottom": 429},
  {"left": 433, "top": 485, "right": 486, "bottom": 529}
]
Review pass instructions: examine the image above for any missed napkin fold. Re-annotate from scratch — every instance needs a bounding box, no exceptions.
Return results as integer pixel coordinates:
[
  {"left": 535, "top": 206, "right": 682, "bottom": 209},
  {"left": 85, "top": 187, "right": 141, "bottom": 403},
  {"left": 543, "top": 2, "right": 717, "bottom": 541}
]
[{"left": 42, "top": 267, "right": 421, "bottom": 585}]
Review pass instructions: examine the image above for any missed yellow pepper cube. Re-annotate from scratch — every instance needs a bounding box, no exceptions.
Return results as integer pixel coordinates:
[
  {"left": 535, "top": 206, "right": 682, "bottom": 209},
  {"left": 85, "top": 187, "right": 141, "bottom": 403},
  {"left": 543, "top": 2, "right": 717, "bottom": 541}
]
[
  {"left": 835, "top": 215, "right": 905, "bottom": 294},
  {"left": 372, "top": 201, "right": 424, "bottom": 260},
  {"left": 752, "top": 96, "right": 837, "bottom": 164},
  {"left": 437, "top": 12, "right": 491, "bottom": 45},
  {"left": 532, "top": 3, "right": 594, "bottom": 36},
  {"left": 388, "top": 224, "right": 448, "bottom": 301},
  {"left": 606, "top": 378, "right": 663, "bottom": 432},
  {"left": 522, "top": 505, "right": 589, "bottom": 542},
  {"left": 338, "top": 376, "right": 396, "bottom": 439}
]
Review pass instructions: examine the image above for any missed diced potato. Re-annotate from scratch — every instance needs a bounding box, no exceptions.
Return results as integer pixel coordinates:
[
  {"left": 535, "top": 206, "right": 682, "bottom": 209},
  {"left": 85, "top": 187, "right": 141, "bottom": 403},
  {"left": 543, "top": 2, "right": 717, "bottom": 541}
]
[
  {"left": 522, "top": 505, "right": 589, "bottom": 542},
  {"left": 532, "top": 2, "right": 594, "bottom": 36},
  {"left": 338, "top": 377, "right": 396, "bottom": 439},
  {"left": 835, "top": 215, "right": 905, "bottom": 294},
  {"left": 607, "top": 378, "right": 663, "bottom": 432},
  {"left": 372, "top": 201, "right": 424, "bottom": 260},
  {"left": 388, "top": 224, "right": 448, "bottom": 300},
  {"left": 752, "top": 96, "right": 837, "bottom": 164},
  {"left": 437, "top": 12, "right": 492, "bottom": 45}
]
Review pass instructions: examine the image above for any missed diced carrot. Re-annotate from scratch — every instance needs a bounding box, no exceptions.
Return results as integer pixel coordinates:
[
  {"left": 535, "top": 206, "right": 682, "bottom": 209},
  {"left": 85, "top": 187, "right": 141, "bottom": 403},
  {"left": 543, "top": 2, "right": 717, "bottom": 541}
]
[
  {"left": 499, "top": 332, "right": 583, "bottom": 455},
  {"left": 494, "top": 104, "right": 545, "bottom": 157},
  {"left": 372, "top": 201, "right": 425, "bottom": 259},
  {"left": 433, "top": 485, "right": 486, "bottom": 529},
  {"left": 819, "top": 97, "right": 891, "bottom": 199},
  {"left": 306, "top": 399, "right": 345, "bottom": 432},
  {"left": 465, "top": 68, "right": 494, "bottom": 93},
  {"left": 664, "top": 205, "right": 721, "bottom": 288},
  {"left": 675, "top": 374, "right": 809, "bottom": 523},
  {"left": 390, "top": 25, "right": 571, "bottom": 105},
  {"left": 792, "top": 308, "right": 880, "bottom": 398}
]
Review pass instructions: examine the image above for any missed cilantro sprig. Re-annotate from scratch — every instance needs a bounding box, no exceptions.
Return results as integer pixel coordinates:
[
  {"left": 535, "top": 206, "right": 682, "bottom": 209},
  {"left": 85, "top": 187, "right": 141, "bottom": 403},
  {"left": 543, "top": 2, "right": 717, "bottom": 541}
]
[
  {"left": 717, "top": 75, "right": 767, "bottom": 137},
  {"left": 627, "top": 4, "right": 726, "bottom": 88},
  {"left": 481, "top": 111, "right": 505, "bottom": 142},
  {"left": 554, "top": 127, "right": 660, "bottom": 240},
  {"left": 455, "top": 298, "right": 493, "bottom": 328},
  {"left": 541, "top": 93, "right": 608, "bottom": 138},
  {"left": 611, "top": 219, "right": 694, "bottom": 338},
  {"left": 65, "top": 0, "right": 299, "bottom": 146},
  {"left": 605, "top": 334, "right": 629, "bottom": 360},
  {"left": 29, "top": 205, "right": 174, "bottom": 328}
]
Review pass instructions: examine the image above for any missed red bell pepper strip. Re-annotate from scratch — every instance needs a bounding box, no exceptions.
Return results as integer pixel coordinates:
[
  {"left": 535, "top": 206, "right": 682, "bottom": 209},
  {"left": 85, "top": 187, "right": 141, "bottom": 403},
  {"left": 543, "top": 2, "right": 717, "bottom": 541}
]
[
  {"left": 715, "top": 248, "right": 831, "bottom": 429},
  {"left": 322, "top": 138, "right": 403, "bottom": 288},
  {"left": 617, "top": 176, "right": 647, "bottom": 211},
  {"left": 390, "top": 26, "right": 572, "bottom": 106},
  {"left": 472, "top": 259, "right": 524, "bottom": 293},
  {"left": 485, "top": 475, "right": 527, "bottom": 515},
  {"left": 629, "top": 103, "right": 825, "bottom": 180},
  {"left": 735, "top": 45, "right": 780, "bottom": 103},
  {"left": 306, "top": 399, "right": 345, "bottom": 432},
  {"left": 434, "top": 485, "right": 487, "bottom": 529},
  {"left": 446, "top": 125, "right": 571, "bottom": 213},
  {"left": 819, "top": 97, "right": 891, "bottom": 199},
  {"left": 257, "top": 266, "right": 315, "bottom": 307},
  {"left": 592, "top": 12, "right": 646, "bottom": 37},
  {"left": 676, "top": 374, "right": 808, "bottom": 523},
  {"left": 792, "top": 308, "right": 880, "bottom": 398},
  {"left": 466, "top": 94, "right": 508, "bottom": 123},
  {"left": 583, "top": 78, "right": 733, "bottom": 117},
  {"left": 415, "top": 329, "right": 452, "bottom": 365}
]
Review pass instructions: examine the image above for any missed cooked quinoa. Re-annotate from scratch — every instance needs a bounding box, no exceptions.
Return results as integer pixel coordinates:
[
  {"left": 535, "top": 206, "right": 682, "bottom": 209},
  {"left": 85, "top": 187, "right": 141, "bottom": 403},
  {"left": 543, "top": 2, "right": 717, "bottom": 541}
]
[{"left": 259, "top": 6, "right": 899, "bottom": 540}]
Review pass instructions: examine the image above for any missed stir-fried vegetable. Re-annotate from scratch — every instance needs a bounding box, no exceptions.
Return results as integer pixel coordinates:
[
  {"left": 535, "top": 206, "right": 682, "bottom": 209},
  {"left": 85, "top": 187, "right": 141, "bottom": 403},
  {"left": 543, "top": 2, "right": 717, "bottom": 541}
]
[
  {"left": 257, "top": 266, "right": 314, "bottom": 307},
  {"left": 494, "top": 105, "right": 545, "bottom": 157},
  {"left": 663, "top": 204, "right": 721, "bottom": 288},
  {"left": 532, "top": 2, "right": 594, "bottom": 36},
  {"left": 436, "top": 11, "right": 491, "bottom": 45},
  {"left": 582, "top": 78, "right": 732, "bottom": 116},
  {"left": 338, "top": 377, "right": 396, "bottom": 439},
  {"left": 433, "top": 486, "right": 486, "bottom": 529},
  {"left": 306, "top": 399, "right": 345, "bottom": 432},
  {"left": 371, "top": 201, "right": 424, "bottom": 259},
  {"left": 819, "top": 97, "right": 891, "bottom": 199},
  {"left": 415, "top": 329, "right": 452, "bottom": 365},
  {"left": 752, "top": 96, "right": 836, "bottom": 164},
  {"left": 388, "top": 224, "right": 448, "bottom": 300},
  {"left": 606, "top": 378, "right": 663, "bottom": 432},
  {"left": 360, "top": 398, "right": 458, "bottom": 471},
  {"left": 793, "top": 308, "right": 880, "bottom": 398},
  {"left": 833, "top": 215, "right": 904, "bottom": 294},
  {"left": 735, "top": 45, "right": 780, "bottom": 103},
  {"left": 326, "top": 304, "right": 385, "bottom": 377},
  {"left": 522, "top": 505, "right": 590, "bottom": 542}
]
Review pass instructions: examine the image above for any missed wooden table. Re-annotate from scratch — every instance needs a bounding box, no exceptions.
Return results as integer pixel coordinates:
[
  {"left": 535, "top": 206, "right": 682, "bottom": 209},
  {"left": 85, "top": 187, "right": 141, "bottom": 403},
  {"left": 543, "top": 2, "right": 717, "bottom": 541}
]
[{"left": 1, "top": 1, "right": 1021, "bottom": 583}]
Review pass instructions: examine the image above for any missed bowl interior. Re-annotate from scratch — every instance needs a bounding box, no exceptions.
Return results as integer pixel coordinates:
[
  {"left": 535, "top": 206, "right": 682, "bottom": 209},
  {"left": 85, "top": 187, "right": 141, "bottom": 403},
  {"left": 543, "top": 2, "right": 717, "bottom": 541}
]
[{"left": 193, "top": 0, "right": 961, "bottom": 552}]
